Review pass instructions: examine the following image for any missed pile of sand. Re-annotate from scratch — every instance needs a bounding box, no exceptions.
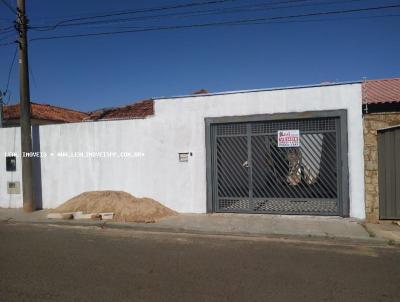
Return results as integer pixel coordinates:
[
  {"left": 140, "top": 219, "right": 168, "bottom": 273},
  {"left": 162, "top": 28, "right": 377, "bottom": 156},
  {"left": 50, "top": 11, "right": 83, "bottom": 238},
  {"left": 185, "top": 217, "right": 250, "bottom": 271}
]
[{"left": 52, "top": 191, "right": 177, "bottom": 222}]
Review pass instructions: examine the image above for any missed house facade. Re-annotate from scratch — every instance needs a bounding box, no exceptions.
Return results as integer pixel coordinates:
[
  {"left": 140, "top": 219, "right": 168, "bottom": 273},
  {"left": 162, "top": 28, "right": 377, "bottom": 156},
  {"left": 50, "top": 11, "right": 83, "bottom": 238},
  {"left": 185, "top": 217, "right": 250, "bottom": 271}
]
[
  {"left": 0, "top": 82, "right": 366, "bottom": 219},
  {"left": 362, "top": 78, "right": 400, "bottom": 222}
]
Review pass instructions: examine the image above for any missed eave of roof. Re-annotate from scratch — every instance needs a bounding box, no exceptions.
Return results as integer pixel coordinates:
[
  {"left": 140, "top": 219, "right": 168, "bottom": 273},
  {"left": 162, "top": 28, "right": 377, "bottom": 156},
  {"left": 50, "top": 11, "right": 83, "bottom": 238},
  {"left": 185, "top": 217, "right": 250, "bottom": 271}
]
[
  {"left": 362, "top": 78, "right": 400, "bottom": 105},
  {"left": 153, "top": 81, "right": 362, "bottom": 100},
  {"left": 3, "top": 102, "right": 88, "bottom": 122},
  {"left": 86, "top": 99, "right": 154, "bottom": 121}
]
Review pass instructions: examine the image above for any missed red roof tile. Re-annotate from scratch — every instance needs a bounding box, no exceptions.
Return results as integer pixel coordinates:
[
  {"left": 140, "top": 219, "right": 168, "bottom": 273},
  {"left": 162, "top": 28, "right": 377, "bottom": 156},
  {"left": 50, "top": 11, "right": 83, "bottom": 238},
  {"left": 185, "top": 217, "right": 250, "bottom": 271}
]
[
  {"left": 362, "top": 78, "right": 400, "bottom": 105},
  {"left": 3, "top": 102, "right": 88, "bottom": 123},
  {"left": 87, "top": 99, "right": 154, "bottom": 121},
  {"left": 192, "top": 89, "right": 209, "bottom": 94}
]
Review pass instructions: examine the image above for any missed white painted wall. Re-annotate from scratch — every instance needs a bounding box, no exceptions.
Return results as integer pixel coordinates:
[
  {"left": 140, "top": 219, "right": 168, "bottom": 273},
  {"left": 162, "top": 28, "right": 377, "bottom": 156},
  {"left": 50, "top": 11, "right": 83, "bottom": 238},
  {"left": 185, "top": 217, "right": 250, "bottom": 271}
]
[
  {"left": 0, "top": 127, "right": 22, "bottom": 208},
  {"left": 0, "top": 83, "right": 365, "bottom": 218}
]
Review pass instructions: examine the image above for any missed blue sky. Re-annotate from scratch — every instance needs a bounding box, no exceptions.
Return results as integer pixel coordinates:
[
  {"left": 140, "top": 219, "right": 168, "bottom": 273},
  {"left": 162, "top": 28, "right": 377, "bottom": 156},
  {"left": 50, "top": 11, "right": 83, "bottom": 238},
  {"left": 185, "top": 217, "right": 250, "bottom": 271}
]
[{"left": 1, "top": 0, "right": 399, "bottom": 111}]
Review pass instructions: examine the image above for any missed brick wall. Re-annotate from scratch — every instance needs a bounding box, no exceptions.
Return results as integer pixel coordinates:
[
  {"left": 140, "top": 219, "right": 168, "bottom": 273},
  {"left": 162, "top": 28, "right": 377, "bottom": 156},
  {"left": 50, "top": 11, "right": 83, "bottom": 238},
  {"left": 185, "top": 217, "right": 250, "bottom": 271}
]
[{"left": 364, "top": 112, "right": 400, "bottom": 222}]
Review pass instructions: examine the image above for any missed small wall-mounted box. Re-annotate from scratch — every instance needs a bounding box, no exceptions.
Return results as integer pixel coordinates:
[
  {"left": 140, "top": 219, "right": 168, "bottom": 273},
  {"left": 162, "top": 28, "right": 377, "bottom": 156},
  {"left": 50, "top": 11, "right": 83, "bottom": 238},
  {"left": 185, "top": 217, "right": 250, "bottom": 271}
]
[
  {"left": 6, "top": 156, "right": 16, "bottom": 172},
  {"left": 178, "top": 152, "right": 192, "bottom": 162},
  {"left": 7, "top": 181, "right": 21, "bottom": 194}
]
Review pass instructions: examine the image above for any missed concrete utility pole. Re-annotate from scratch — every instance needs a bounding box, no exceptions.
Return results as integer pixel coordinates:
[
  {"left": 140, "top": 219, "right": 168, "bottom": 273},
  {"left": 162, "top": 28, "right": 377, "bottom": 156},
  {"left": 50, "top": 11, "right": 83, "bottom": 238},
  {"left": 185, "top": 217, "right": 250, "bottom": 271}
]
[{"left": 16, "top": 0, "right": 35, "bottom": 212}]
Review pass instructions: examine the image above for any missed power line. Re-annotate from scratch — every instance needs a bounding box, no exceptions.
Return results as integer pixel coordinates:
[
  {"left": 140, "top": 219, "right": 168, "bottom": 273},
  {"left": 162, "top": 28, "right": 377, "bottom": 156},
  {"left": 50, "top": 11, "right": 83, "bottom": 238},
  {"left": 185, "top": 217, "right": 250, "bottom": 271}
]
[
  {"left": 31, "top": 0, "right": 363, "bottom": 31},
  {"left": 0, "top": 25, "right": 15, "bottom": 32},
  {"left": 0, "top": 0, "right": 16, "bottom": 15},
  {"left": 0, "top": 32, "right": 15, "bottom": 42},
  {"left": 101, "top": 12, "right": 400, "bottom": 31},
  {"left": 31, "top": 0, "right": 239, "bottom": 31},
  {"left": 1, "top": 45, "right": 17, "bottom": 106},
  {"left": 0, "top": 27, "right": 13, "bottom": 35},
  {"left": 232, "top": 13, "right": 400, "bottom": 26},
  {"left": 0, "top": 40, "right": 15, "bottom": 47},
  {"left": 4, "top": 45, "right": 17, "bottom": 93},
  {"left": 30, "top": 4, "right": 400, "bottom": 42},
  {"left": 0, "top": 27, "right": 14, "bottom": 35}
]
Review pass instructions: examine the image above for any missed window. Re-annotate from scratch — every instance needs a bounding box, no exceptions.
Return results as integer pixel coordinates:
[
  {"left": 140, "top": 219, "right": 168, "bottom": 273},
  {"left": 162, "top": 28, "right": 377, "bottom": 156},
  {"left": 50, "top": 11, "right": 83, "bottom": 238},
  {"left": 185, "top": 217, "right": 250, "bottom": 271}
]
[{"left": 6, "top": 156, "right": 16, "bottom": 171}]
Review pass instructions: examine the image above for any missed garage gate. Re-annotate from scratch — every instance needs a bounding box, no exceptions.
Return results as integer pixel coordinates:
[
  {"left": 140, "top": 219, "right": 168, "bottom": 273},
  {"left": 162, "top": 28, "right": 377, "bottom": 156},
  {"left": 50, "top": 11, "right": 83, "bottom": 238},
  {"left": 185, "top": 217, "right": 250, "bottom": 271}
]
[{"left": 206, "top": 111, "right": 349, "bottom": 216}]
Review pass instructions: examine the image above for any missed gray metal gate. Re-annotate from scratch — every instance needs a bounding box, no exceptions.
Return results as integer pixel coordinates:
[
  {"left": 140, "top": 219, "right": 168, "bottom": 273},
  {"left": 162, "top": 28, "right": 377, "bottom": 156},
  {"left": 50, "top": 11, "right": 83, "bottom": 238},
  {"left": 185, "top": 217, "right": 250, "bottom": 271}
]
[
  {"left": 206, "top": 111, "right": 348, "bottom": 216},
  {"left": 378, "top": 126, "right": 400, "bottom": 220}
]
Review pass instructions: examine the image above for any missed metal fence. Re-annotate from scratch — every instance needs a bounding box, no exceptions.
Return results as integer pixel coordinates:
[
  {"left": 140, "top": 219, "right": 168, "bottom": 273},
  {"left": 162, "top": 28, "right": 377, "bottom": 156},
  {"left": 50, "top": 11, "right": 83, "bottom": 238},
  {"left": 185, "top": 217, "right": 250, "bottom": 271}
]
[
  {"left": 378, "top": 126, "right": 400, "bottom": 220},
  {"left": 209, "top": 116, "right": 343, "bottom": 215}
]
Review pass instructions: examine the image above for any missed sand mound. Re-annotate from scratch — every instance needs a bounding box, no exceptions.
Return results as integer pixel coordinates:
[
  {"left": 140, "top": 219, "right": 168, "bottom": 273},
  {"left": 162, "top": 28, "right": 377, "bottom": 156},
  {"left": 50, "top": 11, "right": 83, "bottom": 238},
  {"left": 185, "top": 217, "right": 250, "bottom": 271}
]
[{"left": 52, "top": 191, "right": 177, "bottom": 222}]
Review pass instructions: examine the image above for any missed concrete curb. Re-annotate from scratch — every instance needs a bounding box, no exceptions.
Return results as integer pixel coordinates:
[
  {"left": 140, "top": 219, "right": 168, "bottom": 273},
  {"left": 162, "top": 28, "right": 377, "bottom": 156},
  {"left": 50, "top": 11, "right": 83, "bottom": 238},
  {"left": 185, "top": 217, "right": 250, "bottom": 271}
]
[{"left": 2, "top": 218, "right": 393, "bottom": 247}]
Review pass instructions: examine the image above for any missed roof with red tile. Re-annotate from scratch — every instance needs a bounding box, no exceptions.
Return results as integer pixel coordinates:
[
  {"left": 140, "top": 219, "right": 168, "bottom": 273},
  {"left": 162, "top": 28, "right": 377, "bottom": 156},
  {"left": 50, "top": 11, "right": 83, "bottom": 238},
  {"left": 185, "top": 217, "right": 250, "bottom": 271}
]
[
  {"left": 86, "top": 99, "right": 154, "bottom": 121},
  {"left": 362, "top": 78, "right": 400, "bottom": 105},
  {"left": 192, "top": 89, "right": 209, "bottom": 94},
  {"left": 3, "top": 102, "right": 88, "bottom": 123}
]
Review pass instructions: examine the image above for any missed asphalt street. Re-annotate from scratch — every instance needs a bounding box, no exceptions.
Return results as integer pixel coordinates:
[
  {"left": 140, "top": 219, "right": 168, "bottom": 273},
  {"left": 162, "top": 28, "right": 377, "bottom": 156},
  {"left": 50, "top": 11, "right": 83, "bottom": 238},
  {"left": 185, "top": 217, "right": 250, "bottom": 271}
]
[{"left": 0, "top": 223, "right": 399, "bottom": 302}]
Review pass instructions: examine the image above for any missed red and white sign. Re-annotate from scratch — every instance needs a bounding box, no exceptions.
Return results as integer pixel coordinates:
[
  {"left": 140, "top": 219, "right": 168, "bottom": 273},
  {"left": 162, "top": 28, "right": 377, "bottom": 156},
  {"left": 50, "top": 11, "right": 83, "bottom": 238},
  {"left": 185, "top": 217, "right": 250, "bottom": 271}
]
[{"left": 277, "top": 130, "right": 300, "bottom": 147}]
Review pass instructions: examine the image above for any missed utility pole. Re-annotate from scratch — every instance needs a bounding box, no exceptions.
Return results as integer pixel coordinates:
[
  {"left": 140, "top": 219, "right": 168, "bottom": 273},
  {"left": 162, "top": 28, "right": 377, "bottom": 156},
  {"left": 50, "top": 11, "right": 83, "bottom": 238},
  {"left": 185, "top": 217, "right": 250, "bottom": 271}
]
[{"left": 16, "top": 0, "right": 35, "bottom": 212}]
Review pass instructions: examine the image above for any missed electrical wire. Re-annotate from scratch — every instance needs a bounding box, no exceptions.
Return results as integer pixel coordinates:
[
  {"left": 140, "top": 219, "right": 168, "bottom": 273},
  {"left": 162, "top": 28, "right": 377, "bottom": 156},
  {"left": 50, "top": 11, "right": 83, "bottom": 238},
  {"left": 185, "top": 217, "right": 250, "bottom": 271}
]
[
  {"left": 0, "top": 0, "right": 16, "bottom": 15},
  {"left": 30, "top": 0, "right": 240, "bottom": 31},
  {"left": 0, "top": 40, "right": 15, "bottom": 47},
  {"left": 30, "top": 4, "right": 400, "bottom": 42},
  {"left": 0, "top": 29, "right": 15, "bottom": 38},
  {"left": 4, "top": 45, "right": 17, "bottom": 93},
  {"left": 0, "top": 30, "right": 15, "bottom": 42},
  {"left": 1, "top": 45, "right": 17, "bottom": 105},
  {"left": 0, "top": 25, "right": 15, "bottom": 32},
  {"left": 30, "top": 0, "right": 364, "bottom": 31},
  {"left": 229, "top": 13, "right": 400, "bottom": 26}
]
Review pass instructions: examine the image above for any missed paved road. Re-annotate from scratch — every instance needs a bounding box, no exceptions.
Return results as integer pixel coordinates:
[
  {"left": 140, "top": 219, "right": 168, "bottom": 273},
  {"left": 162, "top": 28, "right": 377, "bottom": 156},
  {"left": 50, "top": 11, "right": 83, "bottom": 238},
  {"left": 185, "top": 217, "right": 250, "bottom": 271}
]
[{"left": 0, "top": 223, "right": 399, "bottom": 302}]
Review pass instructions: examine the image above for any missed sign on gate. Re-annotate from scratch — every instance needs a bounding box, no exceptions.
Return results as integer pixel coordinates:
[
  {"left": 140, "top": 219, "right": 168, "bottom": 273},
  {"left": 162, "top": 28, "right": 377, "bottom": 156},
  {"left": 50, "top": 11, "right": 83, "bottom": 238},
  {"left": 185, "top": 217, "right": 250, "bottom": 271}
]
[{"left": 277, "top": 130, "right": 300, "bottom": 147}]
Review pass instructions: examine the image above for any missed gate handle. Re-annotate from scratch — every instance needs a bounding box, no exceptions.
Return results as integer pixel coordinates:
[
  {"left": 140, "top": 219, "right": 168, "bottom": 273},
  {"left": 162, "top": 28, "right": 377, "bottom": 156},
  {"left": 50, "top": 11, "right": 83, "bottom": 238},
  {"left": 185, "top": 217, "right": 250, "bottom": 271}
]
[{"left": 242, "top": 160, "right": 249, "bottom": 168}]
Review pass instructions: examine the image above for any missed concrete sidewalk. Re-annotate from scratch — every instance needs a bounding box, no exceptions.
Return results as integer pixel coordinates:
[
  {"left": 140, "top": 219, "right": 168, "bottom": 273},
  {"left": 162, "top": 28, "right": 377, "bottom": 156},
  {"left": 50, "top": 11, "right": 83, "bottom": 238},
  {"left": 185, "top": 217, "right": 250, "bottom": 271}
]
[{"left": 0, "top": 208, "right": 398, "bottom": 245}]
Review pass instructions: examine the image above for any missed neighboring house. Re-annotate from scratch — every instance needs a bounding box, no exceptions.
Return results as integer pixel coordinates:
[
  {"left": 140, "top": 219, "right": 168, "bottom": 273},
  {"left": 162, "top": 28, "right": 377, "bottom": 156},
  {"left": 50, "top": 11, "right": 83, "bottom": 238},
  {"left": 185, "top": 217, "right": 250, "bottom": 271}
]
[
  {"left": 85, "top": 93, "right": 206, "bottom": 121},
  {"left": 84, "top": 91, "right": 205, "bottom": 122},
  {"left": 86, "top": 99, "right": 154, "bottom": 121},
  {"left": 2, "top": 102, "right": 88, "bottom": 127},
  {"left": 362, "top": 78, "right": 400, "bottom": 222}
]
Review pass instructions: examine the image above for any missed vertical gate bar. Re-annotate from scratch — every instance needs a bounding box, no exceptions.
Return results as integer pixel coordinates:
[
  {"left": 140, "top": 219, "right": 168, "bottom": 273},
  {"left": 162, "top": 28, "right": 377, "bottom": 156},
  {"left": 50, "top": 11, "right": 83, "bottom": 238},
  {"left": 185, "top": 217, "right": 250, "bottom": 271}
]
[
  {"left": 383, "top": 132, "right": 392, "bottom": 218},
  {"left": 212, "top": 125, "right": 218, "bottom": 211},
  {"left": 338, "top": 112, "right": 349, "bottom": 217},
  {"left": 378, "top": 132, "right": 386, "bottom": 218},
  {"left": 335, "top": 118, "right": 342, "bottom": 215},
  {"left": 387, "top": 131, "right": 396, "bottom": 218},
  {"left": 205, "top": 120, "right": 214, "bottom": 213},
  {"left": 395, "top": 129, "right": 400, "bottom": 218},
  {"left": 247, "top": 123, "right": 254, "bottom": 211}
]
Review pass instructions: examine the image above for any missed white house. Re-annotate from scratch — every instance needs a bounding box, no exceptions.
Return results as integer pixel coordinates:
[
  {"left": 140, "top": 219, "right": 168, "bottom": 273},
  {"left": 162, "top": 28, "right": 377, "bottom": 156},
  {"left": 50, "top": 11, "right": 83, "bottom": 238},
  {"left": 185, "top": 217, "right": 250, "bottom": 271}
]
[{"left": 0, "top": 82, "right": 365, "bottom": 219}]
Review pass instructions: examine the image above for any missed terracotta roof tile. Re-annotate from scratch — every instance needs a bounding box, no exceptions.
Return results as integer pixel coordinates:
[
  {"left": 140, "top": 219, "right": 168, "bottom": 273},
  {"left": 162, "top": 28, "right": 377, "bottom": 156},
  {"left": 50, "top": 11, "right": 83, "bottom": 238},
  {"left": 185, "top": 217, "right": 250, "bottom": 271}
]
[
  {"left": 192, "top": 89, "right": 209, "bottom": 94},
  {"left": 3, "top": 102, "right": 88, "bottom": 122},
  {"left": 362, "top": 78, "right": 400, "bottom": 105},
  {"left": 87, "top": 99, "right": 154, "bottom": 121}
]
